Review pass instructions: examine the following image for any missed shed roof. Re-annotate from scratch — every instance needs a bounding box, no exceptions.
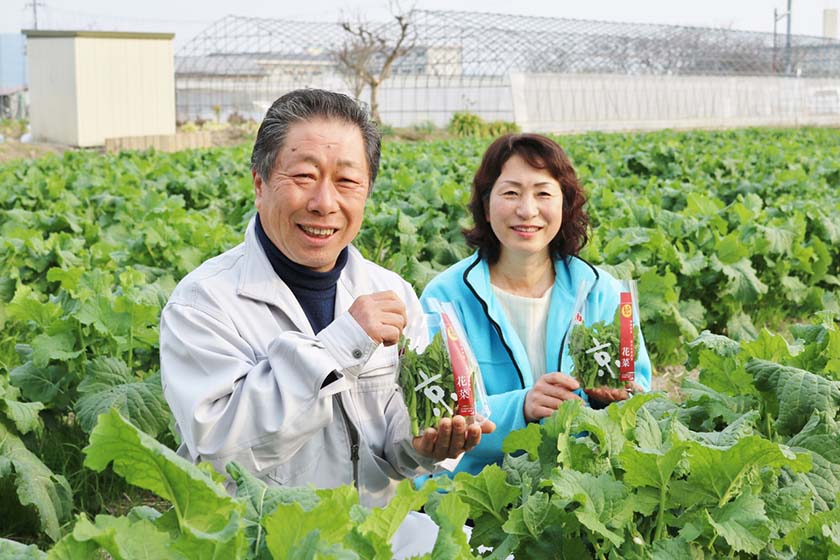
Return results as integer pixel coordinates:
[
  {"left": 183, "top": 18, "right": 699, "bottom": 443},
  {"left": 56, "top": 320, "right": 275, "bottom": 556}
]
[{"left": 22, "top": 30, "right": 174, "bottom": 40}]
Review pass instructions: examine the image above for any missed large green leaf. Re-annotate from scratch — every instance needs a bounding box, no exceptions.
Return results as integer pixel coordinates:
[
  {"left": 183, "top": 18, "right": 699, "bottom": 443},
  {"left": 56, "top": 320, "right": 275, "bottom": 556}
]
[
  {"left": 65, "top": 514, "right": 174, "bottom": 560},
  {"left": 786, "top": 411, "right": 840, "bottom": 510},
  {"left": 0, "top": 538, "right": 47, "bottom": 559},
  {"left": 705, "top": 493, "right": 771, "bottom": 555},
  {"left": 453, "top": 464, "right": 518, "bottom": 522},
  {"left": 428, "top": 493, "right": 474, "bottom": 560},
  {"left": 0, "top": 379, "right": 44, "bottom": 436},
  {"left": 30, "top": 332, "right": 81, "bottom": 368},
  {"left": 680, "top": 378, "right": 755, "bottom": 428},
  {"left": 4, "top": 285, "right": 62, "bottom": 329},
  {"left": 746, "top": 359, "right": 840, "bottom": 436},
  {"left": 550, "top": 470, "right": 630, "bottom": 548},
  {"left": 670, "top": 410, "right": 759, "bottom": 449},
  {"left": 763, "top": 483, "right": 813, "bottom": 536},
  {"left": 780, "top": 500, "right": 840, "bottom": 554},
  {"left": 674, "top": 435, "right": 811, "bottom": 509},
  {"left": 712, "top": 256, "right": 768, "bottom": 301},
  {"left": 714, "top": 232, "right": 749, "bottom": 265},
  {"left": 650, "top": 537, "right": 696, "bottom": 560},
  {"left": 9, "top": 361, "right": 68, "bottom": 406},
  {"left": 502, "top": 490, "right": 551, "bottom": 539},
  {"left": 501, "top": 422, "right": 541, "bottom": 458},
  {"left": 0, "top": 424, "right": 72, "bottom": 542},
  {"left": 262, "top": 485, "right": 357, "bottom": 559},
  {"left": 227, "top": 462, "right": 320, "bottom": 559},
  {"left": 75, "top": 357, "right": 169, "bottom": 436},
  {"left": 620, "top": 411, "right": 687, "bottom": 492},
  {"left": 83, "top": 409, "right": 244, "bottom": 539},
  {"left": 358, "top": 479, "right": 435, "bottom": 543}
]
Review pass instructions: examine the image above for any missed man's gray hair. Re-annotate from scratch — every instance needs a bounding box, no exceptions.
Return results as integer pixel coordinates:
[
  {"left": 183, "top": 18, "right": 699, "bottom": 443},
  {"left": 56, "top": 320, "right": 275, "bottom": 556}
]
[{"left": 250, "top": 89, "right": 382, "bottom": 188}]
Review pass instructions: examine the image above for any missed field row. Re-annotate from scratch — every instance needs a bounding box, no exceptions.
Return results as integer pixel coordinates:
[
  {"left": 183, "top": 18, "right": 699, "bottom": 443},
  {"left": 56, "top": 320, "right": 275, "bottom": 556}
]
[{"left": 0, "top": 127, "right": 838, "bottom": 554}]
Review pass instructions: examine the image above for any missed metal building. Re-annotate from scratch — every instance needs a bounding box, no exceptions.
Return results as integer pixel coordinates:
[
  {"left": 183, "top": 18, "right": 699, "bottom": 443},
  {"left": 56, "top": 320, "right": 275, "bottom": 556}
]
[
  {"left": 24, "top": 30, "right": 176, "bottom": 146},
  {"left": 174, "top": 10, "right": 840, "bottom": 133}
]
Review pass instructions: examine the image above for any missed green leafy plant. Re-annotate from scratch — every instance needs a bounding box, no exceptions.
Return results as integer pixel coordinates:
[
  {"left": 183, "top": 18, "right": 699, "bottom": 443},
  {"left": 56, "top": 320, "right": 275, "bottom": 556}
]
[
  {"left": 448, "top": 112, "right": 486, "bottom": 137},
  {"left": 2, "top": 126, "right": 840, "bottom": 547},
  {"left": 0, "top": 375, "right": 72, "bottom": 543},
  {"left": 399, "top": 333, "right": 457, "bottom": 437},
  {"left": 484, "top": 120, "right": 520, "bottom": 136},
  {"left": 568, "top": 310, "right": 641, "bottom": 389},
  {"left": 1, "top": 410, "right": 472, "bottom": 559}
]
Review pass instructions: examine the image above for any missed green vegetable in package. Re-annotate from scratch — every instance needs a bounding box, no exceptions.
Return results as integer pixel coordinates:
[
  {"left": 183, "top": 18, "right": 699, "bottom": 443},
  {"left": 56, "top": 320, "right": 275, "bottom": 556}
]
[
  {"left": 568, "top": 308, "right": 640, "bottom": 389},
  {"left": 398, "top": 333, "right": 458, "bottom": 437}
]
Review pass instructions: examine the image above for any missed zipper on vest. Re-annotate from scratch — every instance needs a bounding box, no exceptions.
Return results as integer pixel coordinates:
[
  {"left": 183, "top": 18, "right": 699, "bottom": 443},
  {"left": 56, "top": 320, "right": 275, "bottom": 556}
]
[
  {"left": 462, "top": 258, "right": 526, "bottom": 389},
  {"left": 336, "top": 395, "right": 360, "bottom": 490}
]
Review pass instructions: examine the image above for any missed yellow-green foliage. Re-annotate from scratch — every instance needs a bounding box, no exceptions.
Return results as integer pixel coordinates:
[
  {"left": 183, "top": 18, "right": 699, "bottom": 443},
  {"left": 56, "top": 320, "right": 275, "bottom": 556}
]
[{"left": 447, "top": 112, "right": 520, "bottom": 137}]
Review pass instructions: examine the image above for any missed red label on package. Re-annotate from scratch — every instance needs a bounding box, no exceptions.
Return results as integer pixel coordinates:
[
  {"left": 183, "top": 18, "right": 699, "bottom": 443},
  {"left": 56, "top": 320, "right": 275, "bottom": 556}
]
[
  {"left": 619, "top": 292, "right": 635, "bottom": 383},
  {"left": 440, "top": 312, "right": 475, "bottom": 417}
]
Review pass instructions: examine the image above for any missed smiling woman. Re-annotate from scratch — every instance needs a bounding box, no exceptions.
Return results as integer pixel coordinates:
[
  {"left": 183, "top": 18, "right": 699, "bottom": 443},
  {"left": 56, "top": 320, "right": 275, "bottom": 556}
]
[
  {"left": 485, "top": 154, "right": 565, "bottom": 296},
  {"left": 418, "top": 132, "right": 652, "bottom": 479}
]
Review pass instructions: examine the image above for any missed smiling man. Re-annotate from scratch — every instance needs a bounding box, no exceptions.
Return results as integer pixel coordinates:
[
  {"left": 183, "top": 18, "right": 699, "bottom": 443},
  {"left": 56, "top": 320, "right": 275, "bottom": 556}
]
[{"left": 159, "top": 89, "right": 492, "bottom": 555}]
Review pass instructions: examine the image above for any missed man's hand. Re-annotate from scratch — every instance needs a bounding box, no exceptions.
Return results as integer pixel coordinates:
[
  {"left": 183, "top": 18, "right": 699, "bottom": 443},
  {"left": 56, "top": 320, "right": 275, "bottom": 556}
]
[
  {"left": 348, "top": 291, "right": 407, "bottom": 347},
  {"left": 584, "top": 381, "right": 645, "bottom": 408},
  {"left": 412, "top": 415, "right": 495, "bottom": 461},
  {"left": 524, "top": 372, "right": 582, "bottom": 422}
]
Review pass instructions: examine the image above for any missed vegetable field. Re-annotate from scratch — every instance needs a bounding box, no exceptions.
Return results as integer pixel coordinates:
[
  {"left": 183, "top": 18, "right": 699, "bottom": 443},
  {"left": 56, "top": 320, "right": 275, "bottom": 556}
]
[{"left": 0, "top": 127, "right": 839, "bottom": 558}]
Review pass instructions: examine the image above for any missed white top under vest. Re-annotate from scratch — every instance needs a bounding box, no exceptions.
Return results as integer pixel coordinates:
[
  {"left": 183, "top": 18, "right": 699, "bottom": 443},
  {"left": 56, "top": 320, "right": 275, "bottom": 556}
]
[{"left": 491, "top": 284, "right": 554, "bottom": 383}]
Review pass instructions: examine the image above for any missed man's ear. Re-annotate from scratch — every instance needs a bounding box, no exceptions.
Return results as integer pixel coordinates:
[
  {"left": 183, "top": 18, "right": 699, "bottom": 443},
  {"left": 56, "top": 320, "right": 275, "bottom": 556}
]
[{"left": 253, "top": 170, "right": 263, "bottom": 203}]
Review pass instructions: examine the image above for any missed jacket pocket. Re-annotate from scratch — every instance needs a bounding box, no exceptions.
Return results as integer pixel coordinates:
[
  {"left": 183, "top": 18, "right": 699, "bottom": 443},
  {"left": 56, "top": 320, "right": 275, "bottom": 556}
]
[
  {"left": 356, "top": 347, "right": 397, "bottom": 389},
  {"left": 263, "top": 431, "right": 323, "bottom": 485}
]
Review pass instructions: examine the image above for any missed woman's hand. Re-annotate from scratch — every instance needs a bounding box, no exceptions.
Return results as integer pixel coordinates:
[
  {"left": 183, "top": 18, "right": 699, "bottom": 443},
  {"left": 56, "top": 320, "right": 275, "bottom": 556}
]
[
  {"left": 524, "top": 372, "right": 582, "bottom": 422},
  {"left": 584, "top": 381, "right": 645, "bottom": 408},
  {"left": 412, "top": 415, "right": 496, "bottom": 461}
]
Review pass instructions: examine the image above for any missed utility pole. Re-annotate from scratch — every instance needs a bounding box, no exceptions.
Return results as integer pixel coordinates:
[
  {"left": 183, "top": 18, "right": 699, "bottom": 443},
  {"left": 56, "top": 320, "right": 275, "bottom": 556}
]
[
  {"left": 773, "top": 1, "right": 792, "bottom": 75},
  {"left": 784, "top": 0, "right": 793, "bottom": 76},
  {"left": 25, "top": 0, "right": 46, "bottom": 30}
]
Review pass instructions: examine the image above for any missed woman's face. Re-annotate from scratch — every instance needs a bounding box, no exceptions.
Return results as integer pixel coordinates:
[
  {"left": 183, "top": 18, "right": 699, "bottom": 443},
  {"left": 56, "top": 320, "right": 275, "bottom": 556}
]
[{"left": 486, "top": 154, "right": 564, "bottom": 261}]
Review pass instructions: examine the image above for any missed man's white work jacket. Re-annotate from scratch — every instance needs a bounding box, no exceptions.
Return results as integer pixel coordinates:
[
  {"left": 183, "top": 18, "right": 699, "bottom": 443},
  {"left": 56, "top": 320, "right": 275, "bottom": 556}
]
[{"left": 160, "top": 218, "right": 437, "bottom": 507}]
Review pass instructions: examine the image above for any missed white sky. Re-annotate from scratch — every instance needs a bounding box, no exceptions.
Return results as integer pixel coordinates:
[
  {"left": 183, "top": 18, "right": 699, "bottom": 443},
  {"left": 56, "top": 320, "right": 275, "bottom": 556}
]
[{"left": 3, "top": 0, "right": 839, "bottom": 48}]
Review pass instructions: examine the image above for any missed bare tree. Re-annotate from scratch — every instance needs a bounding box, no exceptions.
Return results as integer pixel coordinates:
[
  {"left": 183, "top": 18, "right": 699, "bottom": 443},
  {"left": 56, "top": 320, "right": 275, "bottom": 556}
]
[{"left": 335, "top": 6, "right": 415, "bottom": 123}]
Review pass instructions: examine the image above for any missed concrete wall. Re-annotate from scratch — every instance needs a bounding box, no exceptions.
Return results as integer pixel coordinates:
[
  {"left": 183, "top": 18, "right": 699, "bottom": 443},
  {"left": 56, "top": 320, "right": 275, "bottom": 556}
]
[
  {"left": 510, "top": 73, "right": 840, "bottom": 133},
  {"left": 26, "top": 31, "right": 175, "bottom": 147},
  {"left": 176, "top": 74, "right": 513, "bottom": 127},
  {"left": 175, "top": 70, "right": 840, "bottom": 133}
]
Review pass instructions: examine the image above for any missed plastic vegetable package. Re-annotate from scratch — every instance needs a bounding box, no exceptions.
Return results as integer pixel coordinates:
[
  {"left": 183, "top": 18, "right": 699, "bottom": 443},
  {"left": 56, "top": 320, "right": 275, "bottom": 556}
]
[
  {"left": 398, "top": 300, "right": 491, "bottom": 437},
  {"left": 567, "top": 279, "right": 642, "bottom": 390}
]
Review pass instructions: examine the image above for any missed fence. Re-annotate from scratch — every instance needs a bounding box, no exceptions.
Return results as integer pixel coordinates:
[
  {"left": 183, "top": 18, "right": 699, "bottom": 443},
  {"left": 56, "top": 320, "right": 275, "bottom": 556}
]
[{"left": 174, "top": 10, "right": 840, "bottom": 132}]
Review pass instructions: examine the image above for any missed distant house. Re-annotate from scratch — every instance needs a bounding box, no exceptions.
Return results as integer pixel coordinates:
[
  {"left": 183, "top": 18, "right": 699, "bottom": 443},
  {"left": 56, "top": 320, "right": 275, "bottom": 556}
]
[
  {"left": 0, "top": 34, "right": 26, "bottom": 89},
  {"left": 0, "top": 86, "right": 27, "bottom": 120},
  {"left": 0, "top": 34, "right": 28, "bottom": 119}
]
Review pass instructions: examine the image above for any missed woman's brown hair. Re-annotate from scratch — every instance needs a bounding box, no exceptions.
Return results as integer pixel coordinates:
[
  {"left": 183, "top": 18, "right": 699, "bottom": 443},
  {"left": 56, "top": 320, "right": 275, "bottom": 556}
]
[{"left": 463, "top": 133, "right": 589, "bottom": 264}]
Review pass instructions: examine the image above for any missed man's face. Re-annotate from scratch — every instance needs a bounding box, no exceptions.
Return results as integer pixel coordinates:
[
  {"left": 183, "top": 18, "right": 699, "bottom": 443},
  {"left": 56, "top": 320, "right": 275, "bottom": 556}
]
[{"left": 254, "top": 118, "right": 369, "bottom": 272}]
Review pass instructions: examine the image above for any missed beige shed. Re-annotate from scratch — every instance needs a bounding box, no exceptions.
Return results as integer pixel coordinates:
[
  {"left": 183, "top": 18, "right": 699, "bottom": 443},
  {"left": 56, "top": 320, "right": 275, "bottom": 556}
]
[{"left": 23, "top": 30, "right": 175, "bottom": 147}]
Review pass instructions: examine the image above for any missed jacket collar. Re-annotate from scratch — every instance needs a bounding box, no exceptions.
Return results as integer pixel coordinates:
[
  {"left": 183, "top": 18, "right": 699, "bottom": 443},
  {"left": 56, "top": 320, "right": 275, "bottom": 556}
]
[
  {"left": 463, "top": 252, "right": 600, "bottom": 385},
  {"left": 236, "top": 216, "right": 367, "bottom": 335}
]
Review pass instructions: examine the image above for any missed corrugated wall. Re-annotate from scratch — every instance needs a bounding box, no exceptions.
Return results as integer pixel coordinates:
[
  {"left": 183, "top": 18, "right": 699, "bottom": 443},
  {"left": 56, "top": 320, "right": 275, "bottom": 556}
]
[
  {"left": 28, "top": 37, "right": 79, "bottom": 145},
  {"left": 26, "top": 32, "right": 175, "bottom": 147},
  {"left": 75, "top": 37, "right": 175, "bottom": 146}
]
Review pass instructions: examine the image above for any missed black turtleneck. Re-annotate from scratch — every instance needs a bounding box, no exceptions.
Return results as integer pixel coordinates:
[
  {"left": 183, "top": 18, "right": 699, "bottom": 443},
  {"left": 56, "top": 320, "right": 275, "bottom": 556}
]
[{"left": 255, "top": 213, "right": 348, "bottom": 333}]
